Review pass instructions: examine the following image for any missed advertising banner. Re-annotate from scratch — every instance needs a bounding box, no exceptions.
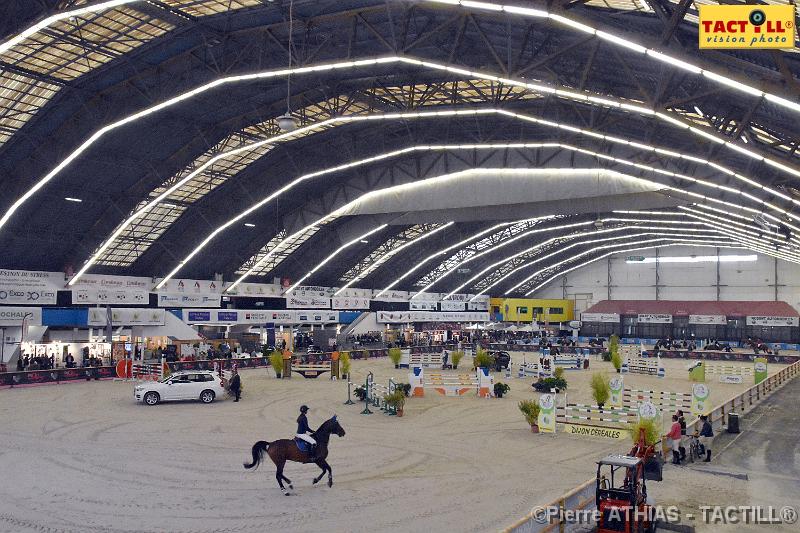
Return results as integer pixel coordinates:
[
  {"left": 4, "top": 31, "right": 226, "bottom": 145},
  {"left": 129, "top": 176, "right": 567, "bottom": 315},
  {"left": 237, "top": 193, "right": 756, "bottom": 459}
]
[
  {"left": 580, "top": 312, "right": 620, "bottom": 323},
  {"left": 0, "top": 269, "right": 60, "bottom": 305},
  {"left": 87, "top": 308, "right": 165, "bottom": 326},
  {"left": 372, "top": 289, "right": 410, "bottom": 302},
  {"left": 691, "top": 383, "right": 711, "bottom": 416},
  {"left": 537, "top": 394, "right": 556, "bottom": 433},
  {"left": 154, "top": 278, "right": 222, "bottom": 295},
  {"left": 468, "top": 296, "right": 490, "bottom": 311},
  {"left": 609, "top": 376, "right": 624, "bottom": 408},
  {"left": 330, "top": 297, "right": 370, "bottom": 310},
  {"left": 754, "top": 357, "right": 768, "bottom": 384},
  {"left": 286, "top": 295, "right": 331, "bottom": 309},
  {"left": 225, "top": 282, "right": 283, "bottom": 298},
  {"left": 637, "top": 313, "right": 673, "bottom": 324},
  {"left": 376, "top": 311, "right": 489, "bottom": 323},
  {"left": 689, "top": 314, "right": 727, "bottom": 325},
  {"left": 440, "top": 300, "right": 466, "bottom": 311},
  {"left": 157, "top": 293, "right": 220, "bottom": 308},
  {"left": 409, "top": 300, "right": 437, "bottom": 311},
  {"left": 73, "top": 287, "right": 149, "bottom": 305},
  {"left": 291, "top": 285, "right": 337, "bottom": 298},
  {"left": 0, "top": 307, "right": 42, "bottom": 326},
  {"left": 561, "top": 423, "right": 628, "bottom": 440},
  {"left": 186, "top": 309, "right": 339, "bottom": 325},
  {"left": 746, "top": 316, "right": 799, "bottom": 327},
  {"left": 71, "top": 274, "right": 150, "bottom": 305},
  {"left": 698, "top": 5, "right": 795, "bottom": 50},
  {"left": 294, "top": 311, "right": 339, "bottom": 324}
]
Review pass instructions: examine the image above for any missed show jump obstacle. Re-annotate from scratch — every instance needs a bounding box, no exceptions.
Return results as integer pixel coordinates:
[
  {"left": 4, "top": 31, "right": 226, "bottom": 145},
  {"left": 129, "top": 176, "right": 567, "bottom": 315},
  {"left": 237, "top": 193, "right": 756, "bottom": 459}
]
[
  {"left": 408, "top": 366, "right": 493, "bottom": 397},
  {"left": 288, "top": 358, "right": 339, "bottom": 379},
  {"left": 620, "top": 345, "right": 665, "bottom": 377},
  {"left": 688, "top": 358, "right": 767, "bottom": 385}
]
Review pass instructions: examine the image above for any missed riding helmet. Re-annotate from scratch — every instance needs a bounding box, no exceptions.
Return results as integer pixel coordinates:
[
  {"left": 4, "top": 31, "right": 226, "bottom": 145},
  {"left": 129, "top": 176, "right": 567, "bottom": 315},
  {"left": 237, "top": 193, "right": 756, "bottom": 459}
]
[{"left": 300, "top": 405, "right": 309, "bottom": 413}]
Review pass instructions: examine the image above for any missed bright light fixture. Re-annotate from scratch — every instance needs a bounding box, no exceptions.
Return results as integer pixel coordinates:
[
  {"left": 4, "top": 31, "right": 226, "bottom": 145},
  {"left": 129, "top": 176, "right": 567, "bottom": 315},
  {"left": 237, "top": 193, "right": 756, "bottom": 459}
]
[
  {"left": 244, "top": 223, "right": 255, "bottom": 227},
  {"left": 64, "top": 197, "right": 82, "bottom": 202},
  {"left": 626, "top": 254, "right": 757, "bottom": 264}
]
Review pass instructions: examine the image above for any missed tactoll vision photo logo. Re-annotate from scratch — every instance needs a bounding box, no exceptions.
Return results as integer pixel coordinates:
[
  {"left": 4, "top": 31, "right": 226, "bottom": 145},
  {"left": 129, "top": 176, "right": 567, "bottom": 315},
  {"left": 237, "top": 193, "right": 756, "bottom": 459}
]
[{"left": 699, "top": 5, "right": 796, "bottom": 49}]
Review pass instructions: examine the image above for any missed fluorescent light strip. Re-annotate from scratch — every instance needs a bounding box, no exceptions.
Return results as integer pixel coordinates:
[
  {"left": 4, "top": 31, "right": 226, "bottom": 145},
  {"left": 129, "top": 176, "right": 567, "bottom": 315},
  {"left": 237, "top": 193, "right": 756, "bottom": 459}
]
[
  {"left": 626, "top": 255, "right": 757, "bottom": 264},
  {"left": 451, "top": 221, "right": 719, "bottom": 299},
  {"left": 513, "top": 237, "right": 735, "bottom": 295},
  {"left": 410, "top": 215, "right": 561, "bottom": 298},
  {"left": 333, "top": 222, "right": 454, "bottom": 296},
  {"left": 284, "top": 224, "right": 388, "bottom": 295},
  {"left": 0, "top": 0, "right": 138, "bottom": 56},
  {"left": 611, "top": 209, "right": 800, "bottom": 263},
  {"left": 490, "top": 230, "right": 731, "bottom": 295},
  {"left": 374, "top": 221, "right": 523, "bottom": 299},
  {"left": 150, "top": 138, "right": 800, "bottom": 291},
  {"left": 7, "top": 54, "right": 800, "bottom": 244},
  {"left": 526, "top": 243, "right": 748, "bottom": 295},
  {"left": 680, "top": 206, "right": 800, "bottom": 252},
  {"left": 425, "top": 0, "right": 800, "bottom": 115}
]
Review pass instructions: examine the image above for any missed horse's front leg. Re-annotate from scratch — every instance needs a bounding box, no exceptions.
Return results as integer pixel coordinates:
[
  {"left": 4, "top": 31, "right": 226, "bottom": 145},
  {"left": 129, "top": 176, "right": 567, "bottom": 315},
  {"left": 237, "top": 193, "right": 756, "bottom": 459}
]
[
  {"left": 312, "top": 461, "right": 327, "bottom": 485},
  {"left": 316, "top": 459, "right": 333, "bottom": 488}
]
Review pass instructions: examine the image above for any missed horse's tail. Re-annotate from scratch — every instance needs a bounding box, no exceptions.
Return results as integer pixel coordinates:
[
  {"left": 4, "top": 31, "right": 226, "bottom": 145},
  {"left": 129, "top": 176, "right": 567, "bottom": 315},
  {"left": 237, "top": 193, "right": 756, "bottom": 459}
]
[{"left": 243, "top": 440, "right": 270, "bottom": 470}]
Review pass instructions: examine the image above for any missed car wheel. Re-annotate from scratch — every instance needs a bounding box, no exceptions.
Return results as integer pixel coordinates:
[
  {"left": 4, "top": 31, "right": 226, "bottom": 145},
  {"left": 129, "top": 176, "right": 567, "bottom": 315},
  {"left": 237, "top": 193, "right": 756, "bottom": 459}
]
[
  {"left": 200, "top": 390, "right": 215, "bottom": 403},
  {"left": 144, "top": 391, "right": 160, "bottom": 406}
]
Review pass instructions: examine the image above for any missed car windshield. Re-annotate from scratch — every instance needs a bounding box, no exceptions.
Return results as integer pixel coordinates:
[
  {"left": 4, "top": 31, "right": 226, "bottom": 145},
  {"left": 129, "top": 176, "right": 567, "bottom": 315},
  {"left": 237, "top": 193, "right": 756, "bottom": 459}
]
[{"left": 160, "top": 375, "right": 178, "bottom": 383}]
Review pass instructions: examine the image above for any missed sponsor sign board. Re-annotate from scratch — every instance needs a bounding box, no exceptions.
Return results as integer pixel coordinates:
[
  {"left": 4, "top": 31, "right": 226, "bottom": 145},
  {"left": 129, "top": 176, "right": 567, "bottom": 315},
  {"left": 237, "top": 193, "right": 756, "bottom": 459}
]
[
  {"left": 637, "top": 313, "right": 672, "bottom": 324},
  {"left": 0, "top": 307, "right": 42, "bottom": 326},
  {"left": 580, "top": 312, "right": 620, "bottom": 323},
  {"left": 698, "top": 5, "right": 795, "bottom": 49},
  {"left": 158, "top": 293, "right": 220, "bottom": 308},
  {"left": 689, "top": 314, "right": 727, "bottom": 325},
  {"left": 409, "top": 300, "right": 437, "bottom": 311},
  {"left": 376, "top": 311, "right": 490, "bottom": 323},
  {"left": 746, "top": 316, "right": 799, "bottom": 327},
  {"left": 561, "top": 423, "right": 628, "bottom": 440},
  {"left": 0, "top": 269, "right": 60, "bottom": 305},
  {"left": 87, "top": 308, "right": 165, "bottom": 326},
  {"left": 286, "top": 295, "right": 331, "bottom": 309},
  {"left": 440, "top": 300, "right": 466, "bottom": 311},
  {"left": 330, "top": 297, "right": 370, "bottom": 310}
]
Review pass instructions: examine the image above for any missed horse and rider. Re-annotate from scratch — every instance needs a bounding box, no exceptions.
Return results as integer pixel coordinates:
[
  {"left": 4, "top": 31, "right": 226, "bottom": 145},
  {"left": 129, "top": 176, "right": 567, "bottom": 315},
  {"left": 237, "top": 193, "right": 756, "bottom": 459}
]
[{"left": 244, "top": 405, "right": 346, "bottom": 495}]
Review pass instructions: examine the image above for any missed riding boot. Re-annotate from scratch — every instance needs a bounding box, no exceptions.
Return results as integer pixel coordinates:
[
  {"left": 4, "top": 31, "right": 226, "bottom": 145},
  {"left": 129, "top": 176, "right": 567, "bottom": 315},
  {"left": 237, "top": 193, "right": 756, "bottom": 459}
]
[
  {"left": 704, "top": 450, "right": 711, "bottom": 462},
  {"left": 679, "top": 446, "right": 686, "bottom": 460},
  {"left": 672, "top": 451, "right": 680, "bottom": 465}
]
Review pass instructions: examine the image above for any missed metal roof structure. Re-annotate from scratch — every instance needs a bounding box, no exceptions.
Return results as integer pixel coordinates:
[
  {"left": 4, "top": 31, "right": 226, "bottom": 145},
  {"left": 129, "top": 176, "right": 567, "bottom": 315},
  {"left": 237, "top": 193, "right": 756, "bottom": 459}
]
[{"left": 0, "top": 0, "right": 798, "bottom": 298}]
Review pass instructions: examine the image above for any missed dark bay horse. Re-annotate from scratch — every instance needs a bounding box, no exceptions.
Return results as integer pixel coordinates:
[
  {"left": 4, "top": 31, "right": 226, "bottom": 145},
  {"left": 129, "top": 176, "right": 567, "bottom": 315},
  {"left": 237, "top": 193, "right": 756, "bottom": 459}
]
[{"left": 243, "top": 416, "right": 345, "bottom": 495}]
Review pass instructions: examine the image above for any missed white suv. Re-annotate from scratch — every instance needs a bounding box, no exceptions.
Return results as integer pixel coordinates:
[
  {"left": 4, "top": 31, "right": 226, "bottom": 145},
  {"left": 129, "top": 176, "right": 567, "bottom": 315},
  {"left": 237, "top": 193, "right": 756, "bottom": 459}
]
[{"left": 134, "top": 370, "right": 226, "bottom": 406}]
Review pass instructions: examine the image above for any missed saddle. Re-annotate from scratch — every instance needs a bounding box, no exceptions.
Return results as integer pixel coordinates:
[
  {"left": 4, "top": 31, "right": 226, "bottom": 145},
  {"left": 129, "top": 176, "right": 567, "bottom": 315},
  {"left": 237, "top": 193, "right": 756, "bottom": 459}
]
[{"left": 293, "top": 437, "right": 315, "bottom": 455}]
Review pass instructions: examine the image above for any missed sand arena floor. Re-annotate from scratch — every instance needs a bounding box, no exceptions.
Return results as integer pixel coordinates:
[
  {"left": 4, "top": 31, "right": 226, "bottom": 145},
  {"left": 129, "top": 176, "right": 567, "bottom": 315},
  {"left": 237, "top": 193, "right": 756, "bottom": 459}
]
[{"left": 0, "top": 354, "right": 783, "bottom": 533}]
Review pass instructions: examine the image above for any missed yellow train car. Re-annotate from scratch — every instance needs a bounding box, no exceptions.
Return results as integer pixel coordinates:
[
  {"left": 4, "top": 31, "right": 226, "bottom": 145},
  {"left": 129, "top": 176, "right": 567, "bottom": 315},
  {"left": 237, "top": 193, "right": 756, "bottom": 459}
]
[{"left": 489, "top": 298, "right": 574, "bottom": 323}]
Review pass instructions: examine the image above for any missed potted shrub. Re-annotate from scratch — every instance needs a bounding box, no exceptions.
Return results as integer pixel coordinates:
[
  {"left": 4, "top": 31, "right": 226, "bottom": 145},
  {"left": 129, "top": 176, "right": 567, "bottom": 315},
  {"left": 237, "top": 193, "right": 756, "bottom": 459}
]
[
  {"left": 340, "top": 351, "right": 351, "bottom": 380},
  {"left": 553, "top": 367, "right": 565, "bottom": 380},
  {"left": 601, "top": 351, "right": 612, "bottom": 362},
  {"left": 532, "top": 376, "right": 567, "bottom": 393},
  {"left": 388, "top": 347, "right": 403, "bottom": 368},
  {"left": 268, "top": 351, "right": 284, "bottom": 378},
  {"left": 611, "top": 349, "right": 622, "bottom": 373},
  {"left": 385, "top": 390, "right": 406, "bottom": 416},
  {"left": 494, "top": 382, "right": 510, "bottom": 398},
  {"left": 518, "top": 399, "right": 541, "bottom": 432},
  {"left": 473, "top": 348, "right": 493, "bottom": 370},
  {"left": 451, "top": 350, "right": 463, "bottom": 369},
  {"left": 590, "top": 372, "right": 610, "bottom": 408}
]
